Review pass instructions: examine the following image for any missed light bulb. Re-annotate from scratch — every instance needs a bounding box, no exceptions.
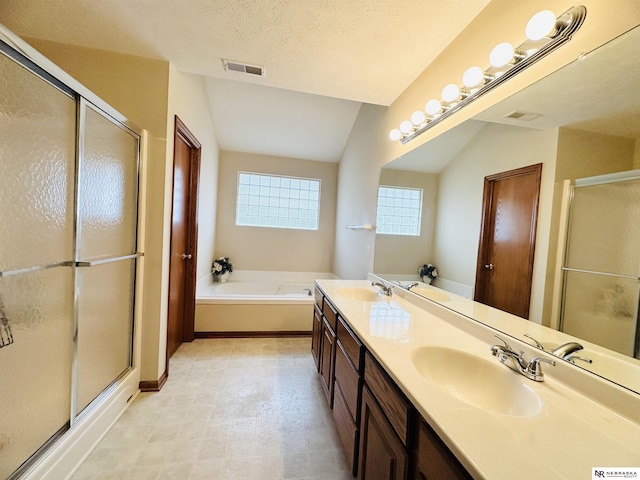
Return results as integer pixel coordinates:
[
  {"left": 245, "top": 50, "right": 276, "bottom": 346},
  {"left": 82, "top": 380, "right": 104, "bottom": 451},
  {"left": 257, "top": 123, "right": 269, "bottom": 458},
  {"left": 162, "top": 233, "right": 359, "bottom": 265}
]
[
  {"left": 389, "top": 129, "right": 402, "bottom": 141},
  {"left": 441, "top": 84, "right": 461, "bottom": 103},
  {"left": 526, "top": 10, "right": 556, "bottom": 40},
  {"left": 410, "top": 111, "right": 426, "bottom": 125},
  {"left": 489, "top": 42, "right": 515, "bottom": 67},
  {"left": 425, "top": 99, "right": 442, "bottom": 116},
  {"left": 399, "top": 120, "right": 413, "bottom": 134},
  {"left": 462, "top": 66, "right": 484, "bottom": 88}
]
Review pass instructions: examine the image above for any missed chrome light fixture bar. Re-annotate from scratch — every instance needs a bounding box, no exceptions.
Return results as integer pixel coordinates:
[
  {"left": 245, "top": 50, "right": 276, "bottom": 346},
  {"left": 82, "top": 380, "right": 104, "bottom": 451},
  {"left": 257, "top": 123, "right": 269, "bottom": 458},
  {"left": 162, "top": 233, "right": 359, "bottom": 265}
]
[{"left": 390, "top": 6, "right": 586, "bottom": 144}]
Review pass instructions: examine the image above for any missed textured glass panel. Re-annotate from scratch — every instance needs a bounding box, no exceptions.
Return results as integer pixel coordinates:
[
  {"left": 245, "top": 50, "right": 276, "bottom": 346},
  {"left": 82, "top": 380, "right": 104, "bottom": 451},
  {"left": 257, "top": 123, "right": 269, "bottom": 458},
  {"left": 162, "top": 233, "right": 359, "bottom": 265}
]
[
  {"left": 561, "top": 270, "right": 639, "bottom": 357},
  {"left": 0, "top": 54, "right": 75, "bottom": 272},
  {"left": 76, "top": 259, "right": 134, "bottom": 413},
  {"left": 0, "top": 267, "right": 73, "bottom": 478},
  {"left": 79, "top": 106, "right": 138, "bottom": 259},
  {"left": 235, "top": 172, "right": 321, "bottom": 230},
  {"left": 566, "top": 180, "right": 640, "bottom": 275},
  {"left": 376, "top": 185, "right": 422, "bottom": 236}
]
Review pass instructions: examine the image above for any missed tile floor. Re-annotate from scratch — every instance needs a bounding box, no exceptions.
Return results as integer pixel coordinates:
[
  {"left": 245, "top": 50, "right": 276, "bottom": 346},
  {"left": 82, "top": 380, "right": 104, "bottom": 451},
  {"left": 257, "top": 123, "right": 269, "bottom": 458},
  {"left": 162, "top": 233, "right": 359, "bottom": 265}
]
[{"left": 70, "top": 337, "right": 353, "bottom": 480}]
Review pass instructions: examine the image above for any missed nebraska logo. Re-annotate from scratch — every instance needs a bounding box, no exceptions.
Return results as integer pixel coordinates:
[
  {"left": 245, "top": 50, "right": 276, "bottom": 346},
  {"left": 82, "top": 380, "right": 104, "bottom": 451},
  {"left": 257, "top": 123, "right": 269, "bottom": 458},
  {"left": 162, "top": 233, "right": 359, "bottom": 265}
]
[{"left": 594, "top": 472, "right": 605, "bottom": 478}]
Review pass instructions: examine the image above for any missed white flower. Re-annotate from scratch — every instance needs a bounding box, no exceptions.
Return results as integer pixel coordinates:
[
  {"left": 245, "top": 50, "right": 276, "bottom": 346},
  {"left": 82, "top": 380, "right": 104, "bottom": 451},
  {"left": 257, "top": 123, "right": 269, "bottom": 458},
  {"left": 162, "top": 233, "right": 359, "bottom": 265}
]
[
  {"left": 214, "top": 263, "right": 222, "bottom": 272},
  {"left": 431, "top": 269, "right": 438, "bottom": 278}
]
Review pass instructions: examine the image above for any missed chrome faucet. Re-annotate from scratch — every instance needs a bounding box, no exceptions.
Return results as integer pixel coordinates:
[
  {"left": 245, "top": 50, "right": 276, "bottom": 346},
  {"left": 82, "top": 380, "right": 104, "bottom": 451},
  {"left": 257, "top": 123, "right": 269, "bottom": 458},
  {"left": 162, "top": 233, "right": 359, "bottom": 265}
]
[
  {"left": 490, "top": 335, "right": 555, "bottom": 382},
  {"left": 551, "top": 342, "right": 584, "bottom": 359},
  {"left": 404, "top": 282, "right": 419, "bottom": 290},
  {"left": 371, "top": 281, "right": 392, "bottom": 296}
]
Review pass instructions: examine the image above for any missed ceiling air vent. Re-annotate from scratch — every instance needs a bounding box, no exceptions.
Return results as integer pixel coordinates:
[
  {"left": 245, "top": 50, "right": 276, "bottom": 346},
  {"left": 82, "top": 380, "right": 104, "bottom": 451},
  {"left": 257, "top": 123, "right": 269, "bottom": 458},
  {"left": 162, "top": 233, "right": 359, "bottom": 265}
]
[
  {"left": 222, "top": 59, "right": 265, "bottom": 77},
  {"left": 504, "top": 111, "right": 542, "bottom": 121}
]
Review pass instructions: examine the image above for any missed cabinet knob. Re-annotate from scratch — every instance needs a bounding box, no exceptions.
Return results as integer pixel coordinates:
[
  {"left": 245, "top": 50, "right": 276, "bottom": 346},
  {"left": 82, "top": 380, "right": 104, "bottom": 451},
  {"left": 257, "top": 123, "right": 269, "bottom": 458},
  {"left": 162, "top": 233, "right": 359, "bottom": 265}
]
[
  {"left": 484, "top": 263, "right": 494, "bottom": 270},
  {"left": 181, "top": 253, "right": 192, "bottom": 260}
]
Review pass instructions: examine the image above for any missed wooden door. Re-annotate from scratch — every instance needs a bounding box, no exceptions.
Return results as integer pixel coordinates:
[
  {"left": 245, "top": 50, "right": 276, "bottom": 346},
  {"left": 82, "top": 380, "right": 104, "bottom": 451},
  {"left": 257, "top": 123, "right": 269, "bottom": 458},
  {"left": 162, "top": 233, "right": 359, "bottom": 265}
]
[
  {"left": 357, "top": 386, "right": 408, "bottom": 480},
  {"left": 167, "top": 116, "right": 201, "bottom": 359},
  {"left": 474, "top": 164, "right": 542, "bottom": 319}
]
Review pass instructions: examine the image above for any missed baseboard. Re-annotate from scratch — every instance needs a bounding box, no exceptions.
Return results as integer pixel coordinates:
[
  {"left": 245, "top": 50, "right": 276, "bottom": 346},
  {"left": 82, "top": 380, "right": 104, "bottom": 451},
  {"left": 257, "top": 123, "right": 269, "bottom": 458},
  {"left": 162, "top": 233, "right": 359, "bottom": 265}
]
[
  {"left": 195, "top": 330, "right": 311, "bottom": 339},
  {"left": 138, "top": 369, "right": 168, "bottom": 392}
]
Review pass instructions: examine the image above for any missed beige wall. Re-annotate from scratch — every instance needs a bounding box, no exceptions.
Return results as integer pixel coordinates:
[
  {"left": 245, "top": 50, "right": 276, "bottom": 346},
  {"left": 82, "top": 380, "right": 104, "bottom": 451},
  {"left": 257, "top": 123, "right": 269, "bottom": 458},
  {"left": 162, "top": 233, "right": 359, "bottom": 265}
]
[
  {"left": 166, "top": 67, "right": 220, "bottom": 285},
  {"left": 433, "top": 123, "right": 559, "bottom": 323},
  {"left": 333, "top": 104, "right": 390, "bottom": 279},
  {"left": 25, "top": 39, "right": 172, "bottom": 382},
  {"left": 215, "top": 151, "right": 337, "bottom": 272},
  {"left": 374, "top": 169, "right": 438, "bottom": 275}
]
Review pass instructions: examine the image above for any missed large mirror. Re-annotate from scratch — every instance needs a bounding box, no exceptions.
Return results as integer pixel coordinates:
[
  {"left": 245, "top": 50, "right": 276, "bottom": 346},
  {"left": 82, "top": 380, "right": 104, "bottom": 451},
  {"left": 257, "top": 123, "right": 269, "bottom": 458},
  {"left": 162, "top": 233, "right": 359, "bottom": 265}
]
[{"left": 373, "top": 25, "right": 640, "bottom": 393}]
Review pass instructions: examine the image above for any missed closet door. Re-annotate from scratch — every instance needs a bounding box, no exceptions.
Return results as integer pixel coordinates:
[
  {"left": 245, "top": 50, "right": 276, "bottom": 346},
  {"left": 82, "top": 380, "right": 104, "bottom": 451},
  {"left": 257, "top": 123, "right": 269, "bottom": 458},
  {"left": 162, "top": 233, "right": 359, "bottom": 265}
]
[
  {"left": 75, "top": 103, "right": 140, "bottom": 414},
  {"left": 0, "top": 51, "right": 76, "bottom": 478}
]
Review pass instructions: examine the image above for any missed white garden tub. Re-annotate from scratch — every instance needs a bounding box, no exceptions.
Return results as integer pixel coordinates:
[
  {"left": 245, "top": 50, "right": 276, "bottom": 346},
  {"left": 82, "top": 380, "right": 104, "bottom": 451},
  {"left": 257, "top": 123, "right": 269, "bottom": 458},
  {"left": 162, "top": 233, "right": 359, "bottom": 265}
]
[{"left": 195, "top": 270, "right": 336, "bottom": 336}]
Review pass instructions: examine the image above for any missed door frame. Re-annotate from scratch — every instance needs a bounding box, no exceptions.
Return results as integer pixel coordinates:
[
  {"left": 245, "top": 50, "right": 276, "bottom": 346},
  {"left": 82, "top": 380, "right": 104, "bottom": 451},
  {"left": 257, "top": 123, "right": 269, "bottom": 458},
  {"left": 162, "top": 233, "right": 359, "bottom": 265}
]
[
  {"left": 474, "top": 163, "right": 542, "bottom": 318},
  {"left": 167, "top": 115, "right": 201, "bottom": 356}
]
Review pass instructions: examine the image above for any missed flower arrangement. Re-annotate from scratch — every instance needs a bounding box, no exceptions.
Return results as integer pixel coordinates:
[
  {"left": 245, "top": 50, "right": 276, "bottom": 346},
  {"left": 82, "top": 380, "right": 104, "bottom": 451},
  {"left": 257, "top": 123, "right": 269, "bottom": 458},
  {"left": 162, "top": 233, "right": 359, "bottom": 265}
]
[
  {"left": 212, "top": 257, "right": 233, "bottom": 276},
  {"left": 419, "top": 264, "right": 438, "bottom": 283}
]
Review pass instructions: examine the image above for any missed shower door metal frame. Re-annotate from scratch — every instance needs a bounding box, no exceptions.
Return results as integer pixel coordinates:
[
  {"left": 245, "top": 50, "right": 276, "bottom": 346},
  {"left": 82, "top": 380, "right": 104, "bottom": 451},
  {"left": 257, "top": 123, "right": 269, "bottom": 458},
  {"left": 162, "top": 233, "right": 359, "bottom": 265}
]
[
  {"left": 559, "top": 170, "right": 640, "bottom": 359},
  {"left": 1, "top": 27, "right": 144, "bottom": 478}
]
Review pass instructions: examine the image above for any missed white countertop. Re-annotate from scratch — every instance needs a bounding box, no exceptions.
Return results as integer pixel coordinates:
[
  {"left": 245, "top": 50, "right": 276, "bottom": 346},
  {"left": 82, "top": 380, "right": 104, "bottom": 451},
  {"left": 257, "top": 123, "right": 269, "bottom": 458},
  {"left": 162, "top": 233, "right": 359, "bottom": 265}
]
[{"left": 316, "top": 279, "right": 640, "bottom": 480}]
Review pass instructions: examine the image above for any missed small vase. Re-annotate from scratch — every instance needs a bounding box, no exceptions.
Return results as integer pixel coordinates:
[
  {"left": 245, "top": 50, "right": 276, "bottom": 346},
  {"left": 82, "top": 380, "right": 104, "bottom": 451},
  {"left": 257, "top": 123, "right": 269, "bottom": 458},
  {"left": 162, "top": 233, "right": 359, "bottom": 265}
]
[
  {"left": 218, "top": 271, "right": 230, "bottom": 283},
  {"left": 421, "top": 276, "right": 432, "bottom": 285}
]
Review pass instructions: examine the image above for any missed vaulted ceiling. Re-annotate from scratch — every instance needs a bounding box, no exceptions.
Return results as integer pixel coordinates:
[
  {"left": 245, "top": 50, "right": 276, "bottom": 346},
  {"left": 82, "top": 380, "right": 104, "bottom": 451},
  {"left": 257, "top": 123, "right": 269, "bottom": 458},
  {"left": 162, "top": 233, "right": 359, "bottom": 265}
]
[{"left": 0, "top": 0, "right": 492, "bottom": 161}]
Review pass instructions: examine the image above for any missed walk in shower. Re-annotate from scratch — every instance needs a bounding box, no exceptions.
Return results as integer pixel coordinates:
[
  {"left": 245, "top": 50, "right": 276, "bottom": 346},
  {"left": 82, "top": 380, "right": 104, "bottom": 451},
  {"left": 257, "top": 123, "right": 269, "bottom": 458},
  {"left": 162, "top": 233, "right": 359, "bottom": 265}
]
[
  {"left": 560, "top": 170, "right": 640, "bottom": 359},
  {"left": 0, "top": 30, "right": 142, "bottom": 479}
]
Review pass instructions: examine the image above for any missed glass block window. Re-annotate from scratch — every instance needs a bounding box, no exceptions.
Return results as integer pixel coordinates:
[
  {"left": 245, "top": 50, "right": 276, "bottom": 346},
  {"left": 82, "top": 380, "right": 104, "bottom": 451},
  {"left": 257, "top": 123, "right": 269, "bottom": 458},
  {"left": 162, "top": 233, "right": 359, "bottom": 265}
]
[
  {"left": 376, "top": 186, "right": 422, "bottom": 236},
  {"left": 236, "top": 172, "right": 321, "bottom": 230}
]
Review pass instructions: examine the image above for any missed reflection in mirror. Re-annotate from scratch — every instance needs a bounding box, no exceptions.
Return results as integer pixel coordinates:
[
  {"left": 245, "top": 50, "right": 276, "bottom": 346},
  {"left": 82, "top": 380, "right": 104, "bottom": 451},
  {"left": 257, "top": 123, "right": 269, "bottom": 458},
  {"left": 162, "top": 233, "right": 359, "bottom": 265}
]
[{"left": 373, "top": 26, "right": 640, "bottom": 394}]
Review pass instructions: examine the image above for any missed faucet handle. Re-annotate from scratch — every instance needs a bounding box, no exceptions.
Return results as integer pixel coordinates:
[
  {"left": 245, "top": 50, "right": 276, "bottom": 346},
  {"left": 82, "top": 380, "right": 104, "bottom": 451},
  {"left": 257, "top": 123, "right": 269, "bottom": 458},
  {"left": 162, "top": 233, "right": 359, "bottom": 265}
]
[
  {"left": 492, "top": 334, "right": 511, "bottom": 349},
  {"left": 524, "top": 334, "right": 545, "bottom": 350},
  {"left": 526, "top": 357, "right": 556, "bottom": 380}
]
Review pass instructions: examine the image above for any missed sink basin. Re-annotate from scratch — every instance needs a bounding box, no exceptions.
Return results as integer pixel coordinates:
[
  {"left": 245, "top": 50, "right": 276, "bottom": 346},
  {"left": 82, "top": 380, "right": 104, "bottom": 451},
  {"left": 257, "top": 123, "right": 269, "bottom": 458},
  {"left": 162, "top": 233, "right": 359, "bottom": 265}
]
[
  {"left": 411, "top": 287, "right": 451, "bottom": 302},
  {"left": 412, "top": 346, "right": 542, "bottom": 416},
  {"left": 336, "top": 287, "right": 381, "bottom": 302}
]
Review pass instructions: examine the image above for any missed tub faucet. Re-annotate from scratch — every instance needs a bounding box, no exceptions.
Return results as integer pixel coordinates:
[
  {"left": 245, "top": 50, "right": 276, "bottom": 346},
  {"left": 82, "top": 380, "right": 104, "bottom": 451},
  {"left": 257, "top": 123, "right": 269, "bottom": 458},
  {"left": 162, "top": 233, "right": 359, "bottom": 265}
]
[
  {"left": 404, "top": 282, "right": 419, "bottom": 290},
  {"left": 371, "top": 281, "right": 392, "bottom": 296},
  {"left": 490, "top": 334, "right": 555, "bottom": 382}
]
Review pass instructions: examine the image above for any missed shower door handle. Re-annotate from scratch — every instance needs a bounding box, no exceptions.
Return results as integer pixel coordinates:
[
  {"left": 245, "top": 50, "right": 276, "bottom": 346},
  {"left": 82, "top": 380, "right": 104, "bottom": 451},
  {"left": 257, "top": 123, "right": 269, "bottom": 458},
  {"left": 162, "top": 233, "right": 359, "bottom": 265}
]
[{"left": 181, "top": 253, "right": 192, "bottom": 260}]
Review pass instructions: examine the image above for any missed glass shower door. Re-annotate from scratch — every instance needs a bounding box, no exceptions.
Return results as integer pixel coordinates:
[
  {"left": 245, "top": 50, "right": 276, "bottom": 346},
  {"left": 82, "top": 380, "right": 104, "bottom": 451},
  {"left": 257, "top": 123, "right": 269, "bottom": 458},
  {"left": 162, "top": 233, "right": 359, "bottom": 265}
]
[
  {"left": 75, "top": 103, "right": 140, "bottom": 415},
  {"left": 561, "top": 177, "right": 640, "bottom": 358},
  {"left": 0, "top": 50, "right": 76, "bottom": 478}
]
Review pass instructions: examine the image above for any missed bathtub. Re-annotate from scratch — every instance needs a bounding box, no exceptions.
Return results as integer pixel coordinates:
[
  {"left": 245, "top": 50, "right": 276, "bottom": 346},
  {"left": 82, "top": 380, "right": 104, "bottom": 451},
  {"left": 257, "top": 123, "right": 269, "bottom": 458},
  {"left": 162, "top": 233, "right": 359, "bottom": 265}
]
[{"left": 195, "top": 270, "right": 336, "bottom": 336}]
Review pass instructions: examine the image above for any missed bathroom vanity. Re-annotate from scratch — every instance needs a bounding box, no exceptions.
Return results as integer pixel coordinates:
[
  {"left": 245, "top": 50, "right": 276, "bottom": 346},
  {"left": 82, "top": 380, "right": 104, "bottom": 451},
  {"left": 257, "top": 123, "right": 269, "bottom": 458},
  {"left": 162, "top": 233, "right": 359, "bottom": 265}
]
[{"left": 311, "top": 278, "right": 640, "bottom": 480}]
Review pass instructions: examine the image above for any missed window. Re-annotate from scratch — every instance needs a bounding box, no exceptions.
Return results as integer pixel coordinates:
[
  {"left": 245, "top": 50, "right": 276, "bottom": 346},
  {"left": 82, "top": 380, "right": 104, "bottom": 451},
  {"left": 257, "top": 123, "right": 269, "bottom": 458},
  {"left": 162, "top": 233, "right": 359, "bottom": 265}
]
[
  {"left": 236, "top": 172, "right": 321, "bottom": 230},
  {"left": 376, "top": 186, "right": 422, "bottom": 236}
]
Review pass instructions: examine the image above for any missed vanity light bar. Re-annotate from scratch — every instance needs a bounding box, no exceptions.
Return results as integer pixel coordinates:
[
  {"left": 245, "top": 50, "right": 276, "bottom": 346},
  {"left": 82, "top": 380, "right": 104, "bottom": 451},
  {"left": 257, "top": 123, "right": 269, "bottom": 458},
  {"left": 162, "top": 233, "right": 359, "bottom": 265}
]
[{"left": 389, "top": 5, "right": 587, "bottom": 144}]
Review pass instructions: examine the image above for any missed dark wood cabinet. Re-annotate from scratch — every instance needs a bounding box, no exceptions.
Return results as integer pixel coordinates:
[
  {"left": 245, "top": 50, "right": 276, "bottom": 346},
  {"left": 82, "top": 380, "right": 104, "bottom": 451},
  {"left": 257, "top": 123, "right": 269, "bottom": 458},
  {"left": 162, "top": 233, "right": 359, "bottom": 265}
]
[
  {"left": 311, "top": 304, "right": 322, "bottom": 372},
  {"left": 333, "top": 318, "right": 364, "bottom": 475},
  {"left": 358, "top": 385, "right": 409, "bottom": 480},
  {"left": 312, "top": 283, "right": 472, "bottom": 480},
  {"left": 414, "top": 418, "right": 472, "bottom": 480},
  {"left": 319, "top": 316, "right": 336, "bottom": 406}
]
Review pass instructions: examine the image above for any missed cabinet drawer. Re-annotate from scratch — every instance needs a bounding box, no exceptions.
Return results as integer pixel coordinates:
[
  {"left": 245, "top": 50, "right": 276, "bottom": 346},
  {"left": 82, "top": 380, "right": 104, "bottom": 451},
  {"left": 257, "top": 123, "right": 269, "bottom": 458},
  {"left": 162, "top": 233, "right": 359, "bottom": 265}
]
[
  {"left": 322, "top": 298, "right": 338, "bottom": 331},
  {"left": 364, "top": 352, "right": 411, "bottom": 446},
  {"left": 333, "top": 381, "right": 358, "bottom": 475},
  {"left": 334, "top": 342, "right": 360, "bottom": 420},
  {"left": 337, "top": 317, "right": 362, "bottom": 372},
  {"left": 314, "top": 285, "right": 324, "bottom": 310}
]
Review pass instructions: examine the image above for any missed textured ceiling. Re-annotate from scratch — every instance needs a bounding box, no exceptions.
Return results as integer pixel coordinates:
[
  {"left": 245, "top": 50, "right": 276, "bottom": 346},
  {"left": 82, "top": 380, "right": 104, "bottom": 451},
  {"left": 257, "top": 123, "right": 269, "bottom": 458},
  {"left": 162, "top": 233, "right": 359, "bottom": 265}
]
[{"left": 0, "top": 0, "right": 491, "bottom": 106}]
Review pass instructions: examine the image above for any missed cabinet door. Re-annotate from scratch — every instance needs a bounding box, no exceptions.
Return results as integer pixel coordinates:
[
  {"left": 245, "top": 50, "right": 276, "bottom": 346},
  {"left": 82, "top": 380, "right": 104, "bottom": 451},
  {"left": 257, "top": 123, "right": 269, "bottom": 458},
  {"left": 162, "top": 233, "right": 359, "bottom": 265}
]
[
  {"left": 311, "top": 305, "right": 322, "bottom": 371},
  {"left": 319, "top": 317, "right": 336, "bottom": 406},
  {"left": 358, "top": 386, "right": 408, "bottom": 480},
  {"left": 415, "top": 419, "right": 472, "bottom": 480}
]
